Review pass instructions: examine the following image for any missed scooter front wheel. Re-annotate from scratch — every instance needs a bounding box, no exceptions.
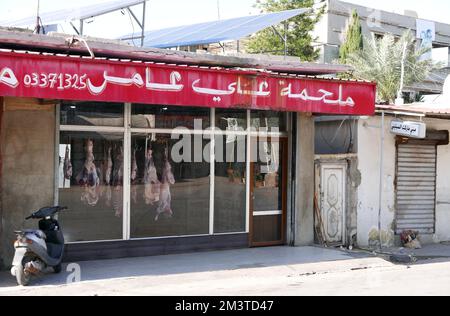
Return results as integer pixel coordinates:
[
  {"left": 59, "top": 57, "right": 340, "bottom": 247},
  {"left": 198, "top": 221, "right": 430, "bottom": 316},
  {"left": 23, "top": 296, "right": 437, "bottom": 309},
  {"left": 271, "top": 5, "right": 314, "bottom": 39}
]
[
  {"left": 15, "top": 256, "right": 33, "bottom": 286},
  {"left": 15, "top": 265, "right": 31, "bottom": 286}
]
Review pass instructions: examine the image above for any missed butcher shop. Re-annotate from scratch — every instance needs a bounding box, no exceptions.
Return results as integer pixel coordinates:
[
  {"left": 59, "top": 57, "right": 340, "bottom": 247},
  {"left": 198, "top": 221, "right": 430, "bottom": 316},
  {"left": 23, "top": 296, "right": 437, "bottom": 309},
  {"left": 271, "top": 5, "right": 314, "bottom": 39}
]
[{"left": 0, "top": 29, "right": 375, "bottom": 268}]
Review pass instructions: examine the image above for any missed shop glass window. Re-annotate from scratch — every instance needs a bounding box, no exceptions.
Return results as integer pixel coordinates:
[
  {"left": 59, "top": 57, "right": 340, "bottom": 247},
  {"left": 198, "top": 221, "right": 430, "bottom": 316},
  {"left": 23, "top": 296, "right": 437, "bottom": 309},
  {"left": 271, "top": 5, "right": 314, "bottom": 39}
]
[
  {"left": 253, "top": 139, "right": 283, "bottom": 213},
  {"left": 215, "top": 109, "right": 247, "bottom": 131},
  {"left": 131, "top": 104, "right": 210, "bottom": 130},
  {"left": 60, "top": 102, "right": 124, "bottom": 127},
  {"left": 130, "top": 133, "right": 210, "bottom": 238},
  {"left": 58, "top": 132, "right": 124, "bottom": 242},
  {"left": 251, "top": 110, "right": 287, "bottom": 132},
  {"left": 214, "top": 135, "right": 247, "bottom": 234}
]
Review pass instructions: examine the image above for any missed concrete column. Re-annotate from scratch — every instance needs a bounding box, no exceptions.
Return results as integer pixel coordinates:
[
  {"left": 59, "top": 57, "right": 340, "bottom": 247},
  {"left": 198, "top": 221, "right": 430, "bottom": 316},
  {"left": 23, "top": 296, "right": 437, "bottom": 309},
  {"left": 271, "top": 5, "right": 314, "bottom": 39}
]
[
  {"left": 1, "top": 98, "right": 56, "bottom": 269},
  {"left": 294, "top": 113, "right": 315, "bottom": 246}
]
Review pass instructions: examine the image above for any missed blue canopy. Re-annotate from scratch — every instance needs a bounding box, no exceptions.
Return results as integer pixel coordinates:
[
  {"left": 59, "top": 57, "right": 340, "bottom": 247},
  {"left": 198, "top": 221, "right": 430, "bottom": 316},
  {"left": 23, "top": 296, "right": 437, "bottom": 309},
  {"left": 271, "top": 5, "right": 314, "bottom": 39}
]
[{"left": 123, "top": 8, "right": 308, "bottom": 48}]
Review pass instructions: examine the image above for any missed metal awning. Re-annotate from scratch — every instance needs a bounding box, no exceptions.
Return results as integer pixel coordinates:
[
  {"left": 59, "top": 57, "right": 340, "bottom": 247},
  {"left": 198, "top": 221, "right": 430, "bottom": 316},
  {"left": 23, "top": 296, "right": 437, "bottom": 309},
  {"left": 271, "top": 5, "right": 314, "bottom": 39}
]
[
  {"left": 0, "top": 0, "right": 148, "bottom": 46},
  {"left": 0, "top": 0, "right": 146, "bottom": 27},
  {"left": 0, "top": 27, "right": 353, "bottom": 76},
  {"left": 121, "top": 9, "right": 308, "bottom": 48}
]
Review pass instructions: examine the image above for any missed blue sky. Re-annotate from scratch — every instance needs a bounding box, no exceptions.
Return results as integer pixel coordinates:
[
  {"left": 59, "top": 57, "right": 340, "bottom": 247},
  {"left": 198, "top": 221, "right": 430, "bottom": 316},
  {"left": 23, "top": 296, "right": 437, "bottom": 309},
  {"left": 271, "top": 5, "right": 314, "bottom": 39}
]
[{"left": 0, "top": 0, "right": 448, "bottom": 39}]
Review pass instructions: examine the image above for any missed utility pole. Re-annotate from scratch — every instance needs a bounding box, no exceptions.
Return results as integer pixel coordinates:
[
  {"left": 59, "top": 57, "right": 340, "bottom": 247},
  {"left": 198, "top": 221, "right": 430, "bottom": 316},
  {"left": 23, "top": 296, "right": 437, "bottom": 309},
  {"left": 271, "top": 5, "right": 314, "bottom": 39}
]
[
  {"left": 141, "top": 0, "right": 146, "bottom": 47},
  {"left": 34, "top": 0, "right": 41, "bottom": 34},
  {"left": 284, "top": 22, "right": 288, "bottom": 59},
  {"left": 395, "top": 41, "right": 408, "bottom": 105},
  {"left": 217, "top": 0, "right": 221, "bottom": 20},
  {"left": 378, "top": 111, "right": 385, "bottom": 251}
]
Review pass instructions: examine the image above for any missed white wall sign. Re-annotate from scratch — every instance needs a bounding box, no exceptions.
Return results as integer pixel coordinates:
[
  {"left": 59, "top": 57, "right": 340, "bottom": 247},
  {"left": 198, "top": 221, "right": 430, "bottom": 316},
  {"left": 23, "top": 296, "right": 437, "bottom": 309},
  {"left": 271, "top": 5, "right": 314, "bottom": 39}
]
[
  {"left": 391, "top": 120, "right": 427, "bottom": 139},
  {"left": 416, "top": 19, "right": 436, "bottom": 41}
]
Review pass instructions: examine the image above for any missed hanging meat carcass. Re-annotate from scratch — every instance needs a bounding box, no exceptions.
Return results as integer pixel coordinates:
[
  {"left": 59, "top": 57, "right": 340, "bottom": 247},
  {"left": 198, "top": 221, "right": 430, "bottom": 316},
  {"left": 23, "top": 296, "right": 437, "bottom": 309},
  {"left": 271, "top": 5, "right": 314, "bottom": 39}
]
[
  {"left": 130, "top": 148, "right": 139, "bottom": 204},
  {"left": 105, "top": 184, "right": 112, "bottom": 207},
  {"left": 112, "top": 146, "right": 124, "bottom": 186},
  {"left": 105, "top": 147, "right": 113, "bottom": 185},
  {"left": 105, "top": 146, "right": 113, "bottom": 207},
  {"left": 76, "top": 139, "right": 101, "bottom": 207},
  {"left": 112, "top": 185, "right": 123, "bottom": 218},
  {"left": 131, "top": 183, "right": 138, "bottom": 204},
  {"left": 63, "top": 145, "right": 72, "bottom": 180},
  {"left": 131, "top": 148, "right": 138, "bottom": 182},
  {"left": 112, "top": 146, "right": 124, "bottom": 217},
  {"left": 155, "top": 150, "right": 175, "bottom": 221},
  {"left": 143, "top": 148, "right": 160, "bottom": 205}
]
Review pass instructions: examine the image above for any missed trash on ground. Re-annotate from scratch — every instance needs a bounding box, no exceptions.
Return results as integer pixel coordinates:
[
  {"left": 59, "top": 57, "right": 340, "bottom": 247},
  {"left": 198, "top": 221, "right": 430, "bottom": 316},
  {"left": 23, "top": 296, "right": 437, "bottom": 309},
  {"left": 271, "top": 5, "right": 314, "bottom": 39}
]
[{"left": 401, "top": 230, "right": 422, "bottom": 249}]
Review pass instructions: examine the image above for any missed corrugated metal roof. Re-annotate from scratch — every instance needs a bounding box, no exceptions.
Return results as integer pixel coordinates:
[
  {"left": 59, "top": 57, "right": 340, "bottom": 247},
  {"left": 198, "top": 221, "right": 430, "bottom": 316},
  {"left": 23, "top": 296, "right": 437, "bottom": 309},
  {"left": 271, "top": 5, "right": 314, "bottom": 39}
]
[
  {"left": 377, "top": 102, "right": 450, "bottom": 116},
  {"left": 0, "top": 48, "right": 372, "bottom": 85},
  {"left": 121, "top": 9, "right": 307, "bottom": 48},
  {"left": 0, "top": 0, "right": 146, "bottom": 27},
  {"left": 0, "top": 27, "right": 353, "bottom": 76}
]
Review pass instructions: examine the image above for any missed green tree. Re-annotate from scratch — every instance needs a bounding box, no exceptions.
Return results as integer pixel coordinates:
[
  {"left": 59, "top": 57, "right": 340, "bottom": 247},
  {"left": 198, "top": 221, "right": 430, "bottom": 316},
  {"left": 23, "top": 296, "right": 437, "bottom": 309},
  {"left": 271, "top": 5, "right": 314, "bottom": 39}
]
[
  {"left": 246, "top": 0, "right": 325, "bottom": 62},
  {"left": 339, "top": 9, "right": 363, "bottom": 63},
  {"left": 346, "top": 31, "right": 435, "bottom": 104}
]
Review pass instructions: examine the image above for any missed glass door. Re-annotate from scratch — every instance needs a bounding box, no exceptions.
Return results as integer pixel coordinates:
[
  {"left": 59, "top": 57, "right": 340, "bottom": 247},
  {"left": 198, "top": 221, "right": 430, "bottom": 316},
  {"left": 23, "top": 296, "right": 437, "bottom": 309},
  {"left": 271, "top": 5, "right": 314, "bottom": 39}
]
[{"left": 250, "top": 137, "right": 288, "bottom": 247}]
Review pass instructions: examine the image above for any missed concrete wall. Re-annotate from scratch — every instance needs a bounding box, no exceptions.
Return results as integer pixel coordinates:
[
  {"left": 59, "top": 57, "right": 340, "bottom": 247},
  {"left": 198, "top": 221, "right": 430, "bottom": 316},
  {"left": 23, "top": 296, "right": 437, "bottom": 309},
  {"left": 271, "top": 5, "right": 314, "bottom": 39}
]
[
  {"left": 325, "top": 0, "right": 450, "bottom": 47},
  {"left": 357, "top": 115, "right": 450, "bottom": 248},
  {"left": 313, "top": 0, "right": 450, "bottom": 64},
  {"left": 294, "top": 113, "right": 315, "bottom": 246},
  {"left": 357, "top": 116, "right": 396, "bottom": 248},
  {"left": 429, "top": 120, "right": 450, "bottom": 243},
  {"left": 346, "top": 156, "right": 360, "bottom": 246},
  {"left": 0, "top": 98, "right": 56, "bottom": 268}
]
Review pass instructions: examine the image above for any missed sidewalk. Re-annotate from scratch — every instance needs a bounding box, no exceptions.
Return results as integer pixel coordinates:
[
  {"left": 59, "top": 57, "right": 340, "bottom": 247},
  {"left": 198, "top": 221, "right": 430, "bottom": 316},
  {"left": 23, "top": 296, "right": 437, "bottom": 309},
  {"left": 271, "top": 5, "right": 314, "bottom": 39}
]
[
  {"left": 379, "top": 243, "right": 450, "bottom": 262},
  {"left": 0, "top": 246, "right": 393, "bottom": 295}
]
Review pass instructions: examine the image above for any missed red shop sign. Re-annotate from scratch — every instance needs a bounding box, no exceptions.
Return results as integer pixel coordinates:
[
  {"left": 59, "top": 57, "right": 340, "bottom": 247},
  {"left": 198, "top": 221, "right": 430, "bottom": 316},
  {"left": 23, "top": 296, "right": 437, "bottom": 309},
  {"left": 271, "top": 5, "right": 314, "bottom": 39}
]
[{"left": 0, "top": 51, "right": 375, "bottom": 115}]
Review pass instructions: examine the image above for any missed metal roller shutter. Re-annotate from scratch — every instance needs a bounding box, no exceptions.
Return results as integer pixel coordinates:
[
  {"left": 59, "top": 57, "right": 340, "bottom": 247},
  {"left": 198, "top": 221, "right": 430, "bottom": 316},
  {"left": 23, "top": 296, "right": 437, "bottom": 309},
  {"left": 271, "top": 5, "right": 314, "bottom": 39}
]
[{"left": 396, "top": 143, "right": 436, "bottom": 234}]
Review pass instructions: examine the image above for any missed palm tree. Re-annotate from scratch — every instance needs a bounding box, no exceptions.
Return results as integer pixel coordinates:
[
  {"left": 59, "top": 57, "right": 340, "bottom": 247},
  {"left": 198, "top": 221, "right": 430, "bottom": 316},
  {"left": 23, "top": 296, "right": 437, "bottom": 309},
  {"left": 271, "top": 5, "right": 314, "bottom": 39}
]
[{"left": 345, "top": 31, "right": 435, "bottom": 104}]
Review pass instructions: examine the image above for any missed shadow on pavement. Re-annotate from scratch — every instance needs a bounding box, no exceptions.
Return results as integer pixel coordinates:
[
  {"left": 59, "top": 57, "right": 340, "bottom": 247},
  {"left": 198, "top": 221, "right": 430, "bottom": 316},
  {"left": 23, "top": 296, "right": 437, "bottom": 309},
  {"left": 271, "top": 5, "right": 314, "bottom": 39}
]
[
  {"left": 362, "top": 243, "right": 450, "bottom": 265},
  {"left": 0, "top": 246, "right": 365, "bottom": 288}
]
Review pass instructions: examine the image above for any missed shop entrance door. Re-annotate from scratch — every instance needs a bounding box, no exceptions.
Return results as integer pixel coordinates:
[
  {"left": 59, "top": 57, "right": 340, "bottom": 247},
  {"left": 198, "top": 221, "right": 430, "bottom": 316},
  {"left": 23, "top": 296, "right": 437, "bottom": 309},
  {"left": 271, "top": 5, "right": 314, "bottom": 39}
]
[{"left": 250, "top": 137, "right": 288, "bottom": 247}]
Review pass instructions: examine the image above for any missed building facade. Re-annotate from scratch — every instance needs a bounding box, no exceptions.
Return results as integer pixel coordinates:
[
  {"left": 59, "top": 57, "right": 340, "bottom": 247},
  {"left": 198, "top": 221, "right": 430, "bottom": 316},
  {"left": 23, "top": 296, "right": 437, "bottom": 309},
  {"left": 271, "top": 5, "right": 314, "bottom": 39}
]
[
  {"left": 315, "top": 89, "right": 450, "bottom": 249},
  {"left": 357, "top": 106, "right": 450, "bottom": 248},
  {"left": 313, "top": 0, "right": 450, "bottom": 94},
  {"left": 0, "top": 29, "right": 375, "bottom": 269}
]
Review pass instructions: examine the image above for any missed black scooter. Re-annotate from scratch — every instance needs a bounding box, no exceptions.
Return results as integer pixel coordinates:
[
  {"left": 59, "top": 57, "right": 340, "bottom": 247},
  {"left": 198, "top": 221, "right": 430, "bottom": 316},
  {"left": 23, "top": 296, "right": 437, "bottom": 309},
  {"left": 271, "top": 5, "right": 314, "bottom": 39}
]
[{"left": 11, "top": 206, "right": 67, "bottom": 286}]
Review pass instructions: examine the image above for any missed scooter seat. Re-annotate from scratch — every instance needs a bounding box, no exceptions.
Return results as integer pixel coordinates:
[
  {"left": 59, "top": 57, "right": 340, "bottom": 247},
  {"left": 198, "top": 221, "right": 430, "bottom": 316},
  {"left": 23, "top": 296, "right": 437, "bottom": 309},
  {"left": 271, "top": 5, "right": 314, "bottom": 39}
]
[{"left": 18, "top": 229, "right": 47, "bottom": 240}]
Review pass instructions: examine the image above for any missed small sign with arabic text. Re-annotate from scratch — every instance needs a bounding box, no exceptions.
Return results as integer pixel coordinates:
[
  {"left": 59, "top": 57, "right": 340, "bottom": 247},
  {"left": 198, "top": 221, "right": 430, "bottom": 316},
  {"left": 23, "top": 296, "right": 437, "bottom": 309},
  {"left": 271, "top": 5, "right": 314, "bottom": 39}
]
[{"left": 390, "top": 120, "right": 426, "bottom": 139}]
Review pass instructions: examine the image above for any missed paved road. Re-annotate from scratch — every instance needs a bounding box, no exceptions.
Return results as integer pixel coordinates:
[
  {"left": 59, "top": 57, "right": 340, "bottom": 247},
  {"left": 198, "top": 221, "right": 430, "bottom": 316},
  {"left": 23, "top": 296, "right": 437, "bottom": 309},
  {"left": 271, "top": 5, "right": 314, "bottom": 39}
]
[{"left": 0, "top": 246, "right": 449, "bottom": 296}]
